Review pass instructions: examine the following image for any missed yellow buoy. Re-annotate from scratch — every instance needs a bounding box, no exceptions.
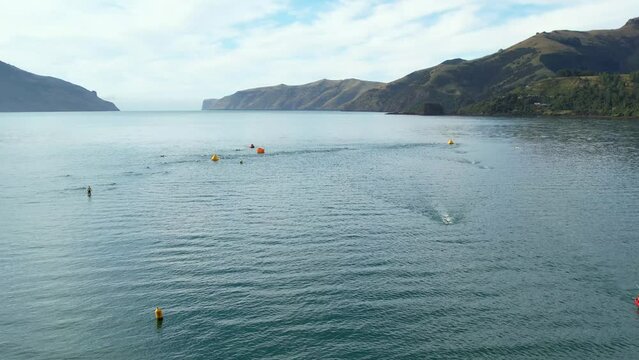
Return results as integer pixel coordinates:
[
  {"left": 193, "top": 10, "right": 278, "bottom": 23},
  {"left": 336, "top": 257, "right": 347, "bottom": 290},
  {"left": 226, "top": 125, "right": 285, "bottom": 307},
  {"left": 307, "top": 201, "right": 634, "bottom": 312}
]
[
  {"left": 447, "top": 139, "right": 455, "bottom": 145},
  {"left": 155, "top": 307, "right": 163, "bottom": 320},
  {"left": 211, "top": 154, "right": 220, "bottom": 161}
]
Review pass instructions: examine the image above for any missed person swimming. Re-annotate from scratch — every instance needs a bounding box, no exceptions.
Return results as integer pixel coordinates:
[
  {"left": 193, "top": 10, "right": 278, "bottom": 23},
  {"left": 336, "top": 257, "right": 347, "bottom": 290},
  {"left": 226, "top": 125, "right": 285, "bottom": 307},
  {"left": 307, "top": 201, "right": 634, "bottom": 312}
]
[
  {"left": 249, "top": 144, "right": 255, "bottom": 149},
  {"left": 87, "top": 186, "right": 92, "bottom": 197}
]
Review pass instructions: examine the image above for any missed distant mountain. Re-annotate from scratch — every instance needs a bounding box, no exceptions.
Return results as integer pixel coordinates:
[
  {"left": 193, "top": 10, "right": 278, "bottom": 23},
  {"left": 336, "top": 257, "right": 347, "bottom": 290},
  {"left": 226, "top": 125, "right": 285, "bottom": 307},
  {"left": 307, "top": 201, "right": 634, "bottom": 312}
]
[
  {"left": 345, "top": 17, "right": 639, "bottom": 115},
  {"left": 0, "top": 61, "right": 118, "bottom": 112},
  {"left": 202, "top": 79, "right": 383, "bottom": 110}
]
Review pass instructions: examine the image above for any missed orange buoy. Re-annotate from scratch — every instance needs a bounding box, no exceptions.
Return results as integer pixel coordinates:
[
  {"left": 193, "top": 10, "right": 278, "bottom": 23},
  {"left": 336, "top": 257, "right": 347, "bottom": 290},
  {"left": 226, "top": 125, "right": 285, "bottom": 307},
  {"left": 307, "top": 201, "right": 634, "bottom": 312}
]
[
  {"left": 256, "top": 147, "right": 265, "bottom": 154},
  {"left": 155, "top": 307, "right": 164, "bottom": 320}
]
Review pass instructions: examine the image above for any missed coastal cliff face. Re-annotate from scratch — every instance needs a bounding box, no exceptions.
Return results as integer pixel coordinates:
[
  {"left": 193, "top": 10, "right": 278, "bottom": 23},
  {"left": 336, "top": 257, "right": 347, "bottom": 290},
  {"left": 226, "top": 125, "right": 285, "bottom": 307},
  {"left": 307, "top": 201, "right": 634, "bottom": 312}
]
[
  {"left": 344, "top": 17, "right": 639, "bottom": 114},
  {"left": 202, "top": 79, "right": 383, "bottom": 110},
  {"left": 0, "top": 61, "right": 118, "bottom": 112}
]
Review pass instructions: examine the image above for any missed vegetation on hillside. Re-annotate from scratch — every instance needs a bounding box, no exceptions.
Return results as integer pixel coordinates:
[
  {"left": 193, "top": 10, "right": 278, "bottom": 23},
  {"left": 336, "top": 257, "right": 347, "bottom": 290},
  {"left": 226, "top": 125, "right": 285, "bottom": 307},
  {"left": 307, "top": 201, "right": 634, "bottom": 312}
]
[{"left": 460, "top": 72, "right": 639, "bottom": 117}]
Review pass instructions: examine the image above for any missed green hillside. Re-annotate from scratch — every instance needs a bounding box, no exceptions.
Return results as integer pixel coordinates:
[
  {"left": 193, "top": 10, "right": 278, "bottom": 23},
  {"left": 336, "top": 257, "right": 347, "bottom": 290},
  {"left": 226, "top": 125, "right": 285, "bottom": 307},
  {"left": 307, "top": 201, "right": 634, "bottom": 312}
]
[
  {"left": 344, "top": 18, "right": 639, "bottom": 115},
  {"left": 461, "top": 72, "right": 639, "bottom": 117}
]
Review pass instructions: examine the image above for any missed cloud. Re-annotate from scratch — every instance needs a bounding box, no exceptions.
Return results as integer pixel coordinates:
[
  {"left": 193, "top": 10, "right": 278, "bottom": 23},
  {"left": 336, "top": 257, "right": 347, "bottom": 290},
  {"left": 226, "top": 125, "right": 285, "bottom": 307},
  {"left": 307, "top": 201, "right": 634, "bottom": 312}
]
[{"left": 0, "top": 0, "right": 637, "bottom": 110}]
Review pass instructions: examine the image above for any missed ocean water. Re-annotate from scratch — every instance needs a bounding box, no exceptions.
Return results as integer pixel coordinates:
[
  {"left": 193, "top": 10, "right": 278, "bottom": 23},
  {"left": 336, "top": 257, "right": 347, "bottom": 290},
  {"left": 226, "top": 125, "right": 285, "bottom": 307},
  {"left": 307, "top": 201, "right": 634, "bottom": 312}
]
[{"left": 0, "top": 111, "right": 638, "bottom": 359}]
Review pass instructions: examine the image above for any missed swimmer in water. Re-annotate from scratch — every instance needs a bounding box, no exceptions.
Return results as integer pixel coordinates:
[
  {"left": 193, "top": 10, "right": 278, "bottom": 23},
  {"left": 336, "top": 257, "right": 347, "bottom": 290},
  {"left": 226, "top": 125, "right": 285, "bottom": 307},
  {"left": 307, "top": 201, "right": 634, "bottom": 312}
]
[{"left": 87, "top": 186, "right": 92, "bottom": 197}]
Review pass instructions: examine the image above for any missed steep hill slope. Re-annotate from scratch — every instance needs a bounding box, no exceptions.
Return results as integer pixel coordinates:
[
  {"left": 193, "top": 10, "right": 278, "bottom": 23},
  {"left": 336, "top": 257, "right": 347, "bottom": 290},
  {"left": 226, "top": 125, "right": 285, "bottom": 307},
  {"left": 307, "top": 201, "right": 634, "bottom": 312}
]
[
  {"left": 345, "top": 18, "right": 639, "bottom": 114},
  {"left": 202, "top": 79, "right": 383, "bottom": 110},
  {"left": 0, "top": 61, "right": 118, "bottom": 112}
]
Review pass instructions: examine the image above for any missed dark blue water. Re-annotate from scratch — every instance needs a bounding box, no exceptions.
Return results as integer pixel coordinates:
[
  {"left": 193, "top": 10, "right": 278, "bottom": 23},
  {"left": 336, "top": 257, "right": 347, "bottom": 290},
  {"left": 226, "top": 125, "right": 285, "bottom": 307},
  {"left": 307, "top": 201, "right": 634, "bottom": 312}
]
[{"left": 1, "top": 111, "right": 638, "bottom": 359}]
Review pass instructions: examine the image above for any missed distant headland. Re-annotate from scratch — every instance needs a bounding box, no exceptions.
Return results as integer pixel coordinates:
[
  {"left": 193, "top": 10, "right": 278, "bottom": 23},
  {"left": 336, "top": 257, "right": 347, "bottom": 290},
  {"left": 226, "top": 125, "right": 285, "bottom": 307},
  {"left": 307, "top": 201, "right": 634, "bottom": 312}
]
[
  {"left": 202, "top": 79, "right": 383, "bottom": 111},
  {"left": 0, "top": 61, "right": 118, "bottom": 112}
]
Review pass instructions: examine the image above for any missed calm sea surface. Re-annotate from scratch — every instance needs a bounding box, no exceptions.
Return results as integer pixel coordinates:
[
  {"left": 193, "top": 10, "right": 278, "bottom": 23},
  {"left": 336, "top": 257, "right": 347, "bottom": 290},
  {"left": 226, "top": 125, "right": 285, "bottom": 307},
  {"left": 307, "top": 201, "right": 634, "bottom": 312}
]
[{"left": 1, "top": 111, "right": 638, "bottom": 359}]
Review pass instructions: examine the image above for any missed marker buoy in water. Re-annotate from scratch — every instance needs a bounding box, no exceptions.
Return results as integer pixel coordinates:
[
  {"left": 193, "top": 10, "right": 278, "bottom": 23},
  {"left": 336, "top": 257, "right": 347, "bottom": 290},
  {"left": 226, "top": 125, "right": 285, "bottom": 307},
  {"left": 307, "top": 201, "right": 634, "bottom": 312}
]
[
  {"left": 448, "top": 139, "right": 455, "bottom": 145},
  {"left": 256, "top": 147, "right": 265, "bottom": 154},
  {"left": 211, "top": 154, "right": 220, "bottom": 162},
  {"left": 155, "top": 307, "right": 163, "bottom": 320}
]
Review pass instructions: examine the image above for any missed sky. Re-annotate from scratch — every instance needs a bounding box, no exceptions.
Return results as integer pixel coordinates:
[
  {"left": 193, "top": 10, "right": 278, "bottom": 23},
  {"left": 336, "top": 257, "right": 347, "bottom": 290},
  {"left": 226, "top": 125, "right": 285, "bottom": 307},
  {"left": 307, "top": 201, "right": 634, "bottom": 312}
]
[{"left": 0, "top": 0, "right": 638, "bottom": 110}]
